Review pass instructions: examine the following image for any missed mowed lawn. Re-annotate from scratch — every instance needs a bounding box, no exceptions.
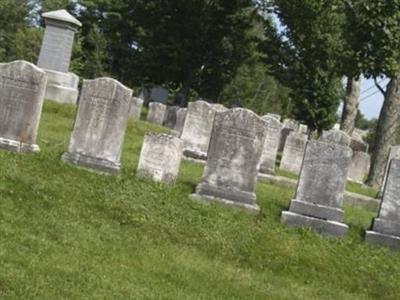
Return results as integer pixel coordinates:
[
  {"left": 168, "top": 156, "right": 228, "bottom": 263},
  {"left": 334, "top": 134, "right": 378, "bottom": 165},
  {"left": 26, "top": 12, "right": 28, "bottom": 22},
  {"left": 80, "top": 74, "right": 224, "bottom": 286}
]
[{"left": 0, "top": 102, "right": 399, "bottom": 299}]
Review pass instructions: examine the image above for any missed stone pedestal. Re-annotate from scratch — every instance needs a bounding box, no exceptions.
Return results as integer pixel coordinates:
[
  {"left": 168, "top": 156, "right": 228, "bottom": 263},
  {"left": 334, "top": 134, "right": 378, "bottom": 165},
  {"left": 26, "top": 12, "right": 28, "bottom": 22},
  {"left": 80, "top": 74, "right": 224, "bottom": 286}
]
[{"left": 42, "top": 69, "right": 79, "bottom": 104}]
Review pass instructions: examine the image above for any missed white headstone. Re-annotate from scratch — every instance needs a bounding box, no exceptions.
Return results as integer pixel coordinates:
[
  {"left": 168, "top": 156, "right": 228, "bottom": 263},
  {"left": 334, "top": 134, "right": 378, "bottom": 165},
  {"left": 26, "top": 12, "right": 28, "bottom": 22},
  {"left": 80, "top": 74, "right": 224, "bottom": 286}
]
[
  {"left": 348, "top": 151, "right": 370, "bottom": 183},
  {"left": 147, "top": 102, "right": 167, "bottom": 125},
  {"left": 259, "top": 115, "right": 282, "bottom": 175},
  {"left": 129, "top": 97, "right": 144, "bottom": 120},
  {"left": 280, "top": 132, "right": 308, "bottom": 175}
]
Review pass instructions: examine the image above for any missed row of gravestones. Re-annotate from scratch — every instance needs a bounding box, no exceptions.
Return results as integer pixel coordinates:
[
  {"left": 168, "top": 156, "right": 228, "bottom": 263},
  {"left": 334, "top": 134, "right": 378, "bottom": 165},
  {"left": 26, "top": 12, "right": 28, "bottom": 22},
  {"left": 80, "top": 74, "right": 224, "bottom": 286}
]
[{"left": 1, "top": 60, "right": 400, "bottom": 250}]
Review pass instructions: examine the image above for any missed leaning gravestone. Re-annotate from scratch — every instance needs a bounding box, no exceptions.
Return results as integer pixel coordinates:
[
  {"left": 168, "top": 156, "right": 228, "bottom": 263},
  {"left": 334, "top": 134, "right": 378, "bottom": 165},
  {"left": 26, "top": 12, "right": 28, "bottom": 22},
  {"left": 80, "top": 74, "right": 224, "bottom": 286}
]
[
  {"left": 279, "top": 118, "right": 300, "bottom": 151},
  {"left": 281, "top": 140, "right": 352, "bottom": 237},
  {"left": 163, "top": 106, "right": 179, "bottom": 129},
  {"left": 37, "top": 9, "right": 82, "bottom": 104},
  {"left": 0, "top": 61, "right": 47, "bottom": 152},
  {"left": 181, "top": 100, "right": 221, "bottom": 161},
  {"left": 380, "top": 145, "right": 400, "bottom": 195},
  {"left": 366, "top": 159, "right": 400, "bottom": 249},
  {"left": 147, "top": 102, "right": 167, "bottom": 125},
  {"left": 62, "top": 77, "right": 132, "bottom": 174},
  {"left": 259, "top": 115, "right": 282, "bottom": 175},
  {"left": 280, "top": 132, "right": 308, "bottom": 175},
  {"left": 320, "top": 129, "right": 351, "bottom": 147},
  {"left": 137, "top": 133, "right": 183, "bottom": 184},
  {"left": 191, "top": 108, "right": 266, "bottom": 212},
  {"left": 129, "top": 97, "right": 144, "bottom": 120},
  {"left": 348, "top": 151, "right": 370, "bottom": 183}
]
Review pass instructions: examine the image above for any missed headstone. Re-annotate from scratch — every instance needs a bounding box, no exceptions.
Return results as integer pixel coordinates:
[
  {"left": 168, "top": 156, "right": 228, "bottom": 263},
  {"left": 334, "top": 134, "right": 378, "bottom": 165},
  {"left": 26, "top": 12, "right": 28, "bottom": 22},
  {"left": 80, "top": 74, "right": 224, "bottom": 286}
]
[
  {"left": 37, "top": 9, "right": 81, "bottom": 104},
  {"left": 348, "top": 151, "right": 370, "bottom": 183},
  {"left": 280, "top": 132, "right": 308, "bottom": 175},
  {"left": 380, "top": 145, "right": 400, "bottom": 195},
  {"left": 266, "top": 113, "right": 281, "bottom": 121},
  {"left": 259, "top": 115, "right": 282, "bottom": 175},
  {"left": 191, "top": 108, "right": 266, "bottom": 212},
  {"left": 137, "top": 133, "right": 183, "bottom": 184},
  {"left": 279, "top": 118, "right": 299, "bottom": 150},
  {"left": 298, "top": 124, "right": 308, "bottom": 135},
  {"left": 333, "top": 123, "right": 341, "bottom": 130},
  {"left": 129, "top": 97, "right": 144, "bottom": 120},
  {"left": 181, "top": 100, "right": 221, "bottom": 161},
  {"left": 366, "top": 159, "right": 400, "bottom": 249},
  {"left": 62, "top": 77, "right": 132, "bottom": 174},
  {"left": 0, "top": 61, "right": 47, "bottom": 152},
  {"left": 320, "top": 129, "right": 351, "bottom": 147},
  {"left": 350, "top": 138, "right": 368, "bottom": 152},
  {"left": 147, "top": 102, "right": 167, "bottom": 125},
  {"left": 281, "top": 141, "right": 352, "bottom": 237},
  {"left": 149, "top": 86, "right": 168, "bottom": 104},
  {"left": 163, "top": 106, "right": 179, "bottom": 129},
  {"left": 172, "top": 108, "right": 187, "bottom": 136}
]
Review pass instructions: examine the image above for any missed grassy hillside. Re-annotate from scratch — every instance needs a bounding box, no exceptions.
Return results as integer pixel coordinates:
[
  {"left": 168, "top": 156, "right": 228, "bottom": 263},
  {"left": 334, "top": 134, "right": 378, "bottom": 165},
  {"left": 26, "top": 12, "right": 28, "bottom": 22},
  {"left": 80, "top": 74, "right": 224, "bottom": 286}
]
[{"left": 0, "top": 102, "right": 399, "bottom": 299}]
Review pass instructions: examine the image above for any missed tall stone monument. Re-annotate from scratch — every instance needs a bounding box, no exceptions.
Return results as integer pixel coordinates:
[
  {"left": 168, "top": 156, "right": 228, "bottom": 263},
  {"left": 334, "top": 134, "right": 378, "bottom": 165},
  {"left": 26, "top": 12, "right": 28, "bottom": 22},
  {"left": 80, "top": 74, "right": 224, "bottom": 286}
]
[
  {"left": 280, "top": 132, "right": 308, "bottom": 175},
  {"left": 147, "top": 102, "right": 167, "bottom": 125},
  {"left": 259, "top": 115, "right": 282, "bottom": 175},
  {"left": 137, "top": 133, "right": 183, "bottom": 184},
  {"left": 366, "top": 159, "right": 400, "bottom": 249},
  {"left": 191, "top": 108, "right": 266, "bottom": 212},
  {"left": 37, "top": 9, "right": 82, "bottom": 104},
  {"left": 0, "top": 61, "right": 47, "bottom": 152},
  {"left": 281, "top": 141, "right": 352, "bottom": 237},
  {"left": 62, "top": 78, "right": 132, "bottom": 174}
]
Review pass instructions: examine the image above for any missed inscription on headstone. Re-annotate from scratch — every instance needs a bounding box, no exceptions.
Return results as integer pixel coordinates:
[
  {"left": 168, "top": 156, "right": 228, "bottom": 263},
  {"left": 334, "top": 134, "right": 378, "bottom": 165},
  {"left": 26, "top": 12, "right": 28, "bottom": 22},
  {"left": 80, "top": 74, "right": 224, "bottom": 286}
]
[
  {"left": 62, "top": 77, "right": 132, "bottom": 174},
  {"left": 147, "top": 102, "right": 167, "bottom": 125},
  {"left": 0, "top": 61, "right": 47, "bottom": 152},
  {"left": 259, "top": 115, "right": 282, "bottom": 175},
  {"left": 281, "top": 141, "right": 352, "bottom": 237},
  {"left": 191, "top": 108, "right": 266, "bottom": 212},
  {"left": 279, "top": 132, "right": 308, "bottom": 175},
  {"left": 137, "top": 133, "right": 183, "bottom": 184}
]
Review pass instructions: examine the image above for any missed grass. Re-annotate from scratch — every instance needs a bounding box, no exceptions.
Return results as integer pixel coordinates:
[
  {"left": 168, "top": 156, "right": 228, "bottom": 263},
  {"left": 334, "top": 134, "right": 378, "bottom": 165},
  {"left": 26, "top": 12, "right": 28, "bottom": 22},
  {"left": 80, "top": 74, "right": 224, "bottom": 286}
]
[{"left": 0, "top": 102, "right": 399, "bottom": 299}]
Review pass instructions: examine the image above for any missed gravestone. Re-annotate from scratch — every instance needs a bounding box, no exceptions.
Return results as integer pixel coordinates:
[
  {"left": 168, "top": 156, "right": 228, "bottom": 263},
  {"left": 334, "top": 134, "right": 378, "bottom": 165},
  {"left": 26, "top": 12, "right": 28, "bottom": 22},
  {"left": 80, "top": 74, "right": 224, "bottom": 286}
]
[
  {"left": 0, "top": 61, "right": 47, "bottom": 152},
  {"left": 259, "top": 115, "right": 282, "bottom": 175},
  {"left": 37, "top": 9, "right": 81, "bottom": 104},
  {"left": 266, "top": 113, "right": 281, "bottom": 121},
  {"left": 320, "top": 129, "right": 351, "bottom": 147},
  {"left": 280, "top": 132, "right": 308, "bottom": 175},
  {"left": 163, "top": 106, "right": 179, "bottom": 129},
  {"left": 149, "top": 86, "right": 168, "bottom": 104},
  {"left": 172, "top": 108, "right": 187, "bottom": 136},
  {"left": 181, "top": 100, "right": 220, "bottom": 161},
  {"left": 191, "top": 108, "right": 266, "bottom": 212},
  {"left": 366, "top": 159, "right": 400, "bottom": 249},
  {"left": 281, "top": 141, "right": 352, "bottom": 237},
  {"left": 62, "top": 77, "right": 132, "bottom": 174},
  {"left": 137, "top": 133, "right": 183, "bottom": 184},
  {"left": 129, "top": 97, "right": 144, "bottom": 120},
  {"left": 348, "top": 151, "right": 370, "bottom": 183},
  {"left": 147, "top": 102, "right": 167, "bottom": 125},
  {"left": 381, "top": 145, "right": 400, "bottom": 194},
  {"left": 279, "top": 118, "right": 300, "bottom": 150},
  {"left": 298, "top": 124, "right": 308, "bottom": 135},
  {"left": 350, "top": 137, "right": 369, "bottom": 152}
]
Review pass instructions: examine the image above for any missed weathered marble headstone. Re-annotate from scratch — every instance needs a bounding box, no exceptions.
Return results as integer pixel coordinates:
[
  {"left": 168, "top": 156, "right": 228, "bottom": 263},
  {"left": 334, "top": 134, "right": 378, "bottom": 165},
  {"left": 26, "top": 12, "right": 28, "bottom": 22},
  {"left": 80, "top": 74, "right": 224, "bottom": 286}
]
[
  {"left": 172, "top": 108, "right": 187, "bottom": 136},
  {"left": 266, "top": 113, "right": 281, "bottom": 121},
  {"left": 0, "top": 61, "right": 47, "bottom": 152},
  {"left": 137, "top": 133, "right": 183, "bottom": 184},
  {"left": 348, "top": 151, "right": 370, "bottom": 183},
  {"left": 163, "top": 106, "right": 179, "bottom": 129},
  {"left": 37, "top": 10, "right": 82, "bottom": 104},
  {"left": 147, "top": 102, "right": 167, "bottom": 125},
  {"left": 279, "top": 118, "right": 300, "bottom": 150},
  {"left": 298, "top": 124, "right": 308, "bottom": 135},
  {"left": 320, "top": 129, "right": 351, "bottom": 147},
  {"left": 281, "top": 141, "right": 352, "bottom": 237},
  {"left": 191, "top": 108, "right": 266, "bottom": 212},
  {"left": 350, "top": 137, "right": 369, "bottom": 152},
  {"left": 280, "top": 132, "right": 308, "bottom": 175},
  {"left": 259, "top": 115, "right": 282, "bottom": 175},
  {"left": 129, "top": 97, "right": 144, "bottom": 120},
  {"left": 149, "top": 86, "right": 168, "bottom": 104},
  {"left": 62, "top": 77, "right": 132, "bottom": 174},
  {"left": 181, "top": 100, "right": 220, "bottom": 161},
  {"left": 366, "top": 159, "right": 400, "bottom": 249},
  {"left": 380, "top": 145, "right": 400, "bottom": 195}
]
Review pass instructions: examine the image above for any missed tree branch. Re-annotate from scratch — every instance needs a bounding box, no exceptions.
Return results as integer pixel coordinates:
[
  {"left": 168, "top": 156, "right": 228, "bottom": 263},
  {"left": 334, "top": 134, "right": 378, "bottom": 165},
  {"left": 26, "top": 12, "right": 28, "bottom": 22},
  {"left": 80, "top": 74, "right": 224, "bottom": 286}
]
[{"left": 374, "top": 77, "right": 386, "bottom": 96}]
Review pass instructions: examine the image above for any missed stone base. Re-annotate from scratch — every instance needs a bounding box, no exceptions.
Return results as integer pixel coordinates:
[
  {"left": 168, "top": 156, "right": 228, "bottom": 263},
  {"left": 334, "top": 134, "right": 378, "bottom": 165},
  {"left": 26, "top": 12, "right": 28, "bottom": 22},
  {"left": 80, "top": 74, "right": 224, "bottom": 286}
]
[
  {"left": 42, "top": 69, "right": 79, "bottom": 104},
  {"left": 0, "top": 137, "right": 39, "bottom": 153},
  {"left": 196, "top": 182, "right": 257, "bottom": 205},
  {"left": 190, "top": 193, "right": 260, "bottom": 214},
  {"left": 281, "top": 211, "right": 349, "bottom": 237},
  {"left": 365, "top": 231, "right": 400, "bottom": 250},
  {"left": 62, "top": 152, "right": 120, "bottom": 174},
  {"left": 289, "top": 199, "right": 344, "bottom": 222},
  {"left": 182, "top": 155, "right": 206, "bottom": 165}
]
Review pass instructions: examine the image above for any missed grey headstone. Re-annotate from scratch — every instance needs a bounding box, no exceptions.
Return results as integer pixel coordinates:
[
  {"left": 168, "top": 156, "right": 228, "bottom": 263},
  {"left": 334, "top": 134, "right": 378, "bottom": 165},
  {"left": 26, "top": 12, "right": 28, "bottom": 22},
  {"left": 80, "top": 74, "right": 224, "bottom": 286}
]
[
  {"left": 149, "top": 86, "right": 168, "bottom": 104},
  {"left": 181, "top": 100, "right": 225, "bottom": 161},
  {"left": 147, "top": 102, "right": 167, "bottom": 125},
  {"left": 62, "top": 77, "right": 132, "bottom": 174},
  {"left": 380, "top": 145, "right": 400, "bottom": 195},
  {"left": 259, "top": 115, "right": 282, "bottom": 175},
  {"left": 281, "top": 140, "right": 352, "bottom": 237},
  {"left": 0, "top": 61, "right": 47, "bottom": 153},
  {"left": 350, "top": 137, "right": 368, "bottom": 152},
  {"left": 366, "top": 159, "right": 400, "bottom": 249},
  {"left": 163, "top": 106, "right": 179, "bottom": 129},
  {"left": 279, "top": 118, "right": 300, "bottom": 150},
  {"left": 129, "top": 97, "right": 144, "bottom": 120},
  {"left": 266, "top": 113, "right": 281, "bottom": 121},
  {"left": 298, "top": 124, "right": 308, "bottom": 135},
  {"left": 280, "top": 132, "right": 308, "bottom": 175},
  {"left": 137, "top": 133, "right": 183, "bottom": 184},
  {"left": 173, "top": 108, "right": 187, "bottom": 136},
  {"left": 348, "top": 151, "right": 370, "bottom": 183},
  {"left": 320, "top": 129, "right": 351, "bottom": 147},
  {"left": 192, "top": 108, "right": 266, "bottom": 212}
]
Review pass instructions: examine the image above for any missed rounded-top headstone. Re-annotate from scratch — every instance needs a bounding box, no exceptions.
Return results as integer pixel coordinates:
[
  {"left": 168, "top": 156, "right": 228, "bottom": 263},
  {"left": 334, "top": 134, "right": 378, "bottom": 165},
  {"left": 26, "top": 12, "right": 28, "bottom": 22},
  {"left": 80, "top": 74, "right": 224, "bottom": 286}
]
[{"left": 320, "top": 129, "right": 351, "bottom": 147}]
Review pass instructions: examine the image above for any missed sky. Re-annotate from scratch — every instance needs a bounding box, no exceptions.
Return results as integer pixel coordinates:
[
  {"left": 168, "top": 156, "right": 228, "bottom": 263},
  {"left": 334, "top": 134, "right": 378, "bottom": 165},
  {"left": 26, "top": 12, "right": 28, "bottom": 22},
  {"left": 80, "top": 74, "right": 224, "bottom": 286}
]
[{"left": 358, "top": 78, "right": 389, "bottom": 120}]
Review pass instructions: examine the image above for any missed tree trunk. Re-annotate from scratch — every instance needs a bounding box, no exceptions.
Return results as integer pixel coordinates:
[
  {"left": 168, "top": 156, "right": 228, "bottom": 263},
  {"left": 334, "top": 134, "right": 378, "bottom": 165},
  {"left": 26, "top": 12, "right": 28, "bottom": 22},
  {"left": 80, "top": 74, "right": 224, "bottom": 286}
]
[
  {"left": 341, "top": 76, "right": 361, "bottom": 135},
  {"left": 366, "top": 76, "right": 400, "bottom": 188}
]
